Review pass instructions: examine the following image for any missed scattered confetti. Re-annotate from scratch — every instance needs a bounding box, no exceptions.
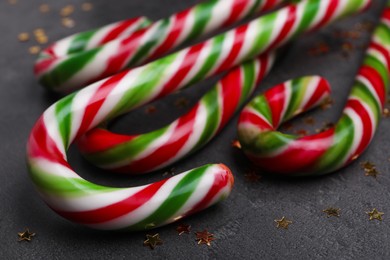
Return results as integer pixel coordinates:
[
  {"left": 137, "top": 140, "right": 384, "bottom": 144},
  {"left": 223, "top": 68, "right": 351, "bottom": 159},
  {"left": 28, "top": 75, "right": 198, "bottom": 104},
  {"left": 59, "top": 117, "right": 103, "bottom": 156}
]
[
  {"left": 303, "top": 117, "right": 315, "bottom": 125},
  {"left": 274, "top": 217, "right": 292, "bottom": 229},
  {"left": 323, "top": 208, "right": 341, "bottom": 218},
  {"left": 39, "top": 4, "right": 50, "bottom": 13},
  {"left": 361, "top": 161, "right": 376, "bottom": 171},
  {"left": 308, "top": 42, "right": 330, "bottom": 56},
  {"left": 18, "top": 229, "right": 35, "bottom": 242},
  {"left": 174, "top": 97, "right": 190, "bottom": 108},
  {"left": 143, "top": 234, "right": 163, "bottom": 249},
  {"left": 176, "top": 224, "right": 191, "bottom": 235},
  {"left": 145, "top": 105, "right": 157, "bottom": 114},
  {"left": 365, "top": 168, "right": 380, "bottom": 178},
  {"left": 316, "top": 122, "right": 335, "bottom": 133},
  {"left": 195, "top": 230, "right": 215, "bottom": 246},
  {"left": 231, "top": 140, "right": 241, "bottom": 149},
  {"left": 62, "top": 17, "right": 76, "bottom": 28},
  {"left": 320, "top": 97, "right": 334, "bottom": 110},
  {"left": 18, "top": 33, "right": 29, "bottom": 42},
  {"left": 8, "top": 0, "right": 17, "bottom": 5},
  {"left": 295, "top": 129, "right": 309, "bottom": 137},
  {"left": 81, "top": 2, "right": 93, "bottom": 12},
  {"left": 29, "top": 46, "right": 41, "bottom": 55},
  {"left": 60, "top": 5, "right": 75, "bottom": 17},
  {"left": 383, "top": 108, "right": 390, "bottom": 118},
  {"left": 244, "top": 170, "right": 261, "bottom": 183},
  {"left": 366, "top": 208, "right": 384, "bottom": 221}
]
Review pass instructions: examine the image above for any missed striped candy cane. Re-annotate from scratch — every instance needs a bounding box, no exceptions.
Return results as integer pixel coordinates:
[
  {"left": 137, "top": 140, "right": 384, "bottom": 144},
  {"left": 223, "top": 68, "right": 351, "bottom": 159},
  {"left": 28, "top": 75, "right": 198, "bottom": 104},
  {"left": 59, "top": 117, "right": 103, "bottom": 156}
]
[
  {"left": 35, "top": 0, "right": 285, "bottom": 92},
  {"left": 77, "top": 54, "right": 275, "bottom": 174},
  {"left": 27, "top": 0, "right": 371, "bottom": 231},
  {"left": 237, "top": 4, "right": 390, "bottom": 175},
  {"left": 75, "top": 0, "right": 371, "bottom": 174}
]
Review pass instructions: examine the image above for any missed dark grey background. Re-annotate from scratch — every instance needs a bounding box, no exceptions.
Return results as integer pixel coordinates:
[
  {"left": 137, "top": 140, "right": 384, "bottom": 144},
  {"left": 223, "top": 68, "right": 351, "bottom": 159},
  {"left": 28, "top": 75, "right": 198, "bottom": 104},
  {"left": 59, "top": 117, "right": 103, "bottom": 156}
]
[{"left": 0, "top": 0, "right": 389, "bottom": 259}]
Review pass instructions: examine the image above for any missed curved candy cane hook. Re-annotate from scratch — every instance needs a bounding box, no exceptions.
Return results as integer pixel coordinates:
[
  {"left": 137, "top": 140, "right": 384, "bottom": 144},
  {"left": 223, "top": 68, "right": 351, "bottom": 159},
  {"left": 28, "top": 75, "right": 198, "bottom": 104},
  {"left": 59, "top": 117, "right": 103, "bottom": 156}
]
[
  {"left": 35, "top": 0, "right": 286, "bottom": 93},
  {"left": 238, "top": 4, "right": 390, "bottom": 176},
  {"left": 27, "top": 0, "right": 370, "bottom": 231}
]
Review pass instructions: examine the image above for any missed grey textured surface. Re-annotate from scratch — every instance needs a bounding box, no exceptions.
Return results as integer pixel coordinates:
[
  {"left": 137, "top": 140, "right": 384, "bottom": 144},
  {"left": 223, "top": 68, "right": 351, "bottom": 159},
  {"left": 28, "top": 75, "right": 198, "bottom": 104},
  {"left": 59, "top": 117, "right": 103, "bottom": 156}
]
[{"left": 0, "top": 0, "right": 389, "bottom": 259}]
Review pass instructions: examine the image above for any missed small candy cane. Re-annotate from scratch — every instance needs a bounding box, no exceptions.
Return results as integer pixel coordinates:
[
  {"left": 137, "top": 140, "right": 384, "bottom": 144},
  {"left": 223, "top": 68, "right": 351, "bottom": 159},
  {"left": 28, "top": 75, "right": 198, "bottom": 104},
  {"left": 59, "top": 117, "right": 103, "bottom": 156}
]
[
  {"left": 238, "top": 3, "right": 390, "bottom": 175},
  {"left": 35, "top": 0, "right": 285, "bottom": 92},
  {"left": 27, "top": 0, "right": 370, "bottom": 231}
]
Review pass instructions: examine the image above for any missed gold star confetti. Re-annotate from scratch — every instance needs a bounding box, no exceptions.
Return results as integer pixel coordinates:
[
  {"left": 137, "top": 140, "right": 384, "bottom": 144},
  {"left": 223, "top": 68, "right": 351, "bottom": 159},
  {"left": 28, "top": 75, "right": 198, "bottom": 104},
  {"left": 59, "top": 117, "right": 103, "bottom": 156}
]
[
  {"left": 60, "top": 5, "right": 75, "bottom": 17},
  {"left": 365, "top": 168, "right": 380, "bottom": 178},
  {"left": 18, "top": 229, "right": 35, "bottom": 242},
  {"left": 361, "top": 161, "right": 376, "bottom": 171},
  {"left": 195, "top": 230, "right": 215, "bottom": 246},
  {"left": 176, "top": 224, "right": 191, "bottom": 235},
  {"left": 145, "top": 105, "right": 157, "bottom": 114},
  {"left": 323, "top": 207, "right": 341, "bottom": 218},
  {"left": 8, "top": 0, "right": 17, "bottom": 5},
  {"left": 295, "top": 129, "right": 309, "bottom": 137},
  {"left": 39, "top": 4, "right": 50, "bottom": 13},
  {"left": 274, "top": 217, "right": 292, "bottom": 229},
  {"left": 18, "top": 32, "right": 29, "bottom": 42},
  {"left": 383, "top": 108, "right": 390, "bottom": 118},
  {"left": 174, "top": 97, "right": 190, "bottom": 108},
  {"left": 143, "top": 234, "right": 163, "bottom": 249},
  {"left": 29, "top": 46, "right": 41, "bottom": 55},
  {"left": 303, "top": 117, "right": 315, "bottom": 125},
  {"left": 244, "top": 170, "right": 261, "bottom": 183},
  {"left": 62, "top": 17, "right": 76, "bottom": 28},
  {"left": 33, "top": 28, "right": 45, "bottom": 37},
  {"left": 81, "top": 2, "right": 93, "bottom": 11},
  {"left": 366, "top": 208, "right": 384, "bottom": 221},
  {"left": 231, "top": 140, "right": 241, "bottom": 149},
  {"left": 321, "top": 97, "right": 334, "bottom": 110}
]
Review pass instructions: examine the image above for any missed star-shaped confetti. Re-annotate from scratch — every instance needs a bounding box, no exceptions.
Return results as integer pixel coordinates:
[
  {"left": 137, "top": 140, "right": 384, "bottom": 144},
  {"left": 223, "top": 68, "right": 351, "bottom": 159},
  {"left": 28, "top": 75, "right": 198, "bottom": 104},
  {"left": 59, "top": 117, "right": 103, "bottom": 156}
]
[
  {"left": 361, "top": 161, "right": 376, "bottom": 171},
  {"left": 231, "top": 140, "right": 241, "bottom": 149},
  {"left": 383, "top": 108, "right": 390, "bottom": 118},
  {"left": 244, "top": 170, "right": 262, "bottom": 183},
  {"left": 320, "top": 97, "right": 334, "bottom": 110},
  {"left": 195, "top": 230, "right": 215, "bottom": 246},
  {"left": 323, "top": 207, "right": 341, "bottom": 218},
  {"left": 143, "top": 233, "right": 163, "bottom": 249},
  {"left": 176, "top": 224, "right": 191, "bottom": 235},
  {"left": 303, "top": 117, "right": 315, "bottom": 125},
  {"left": 367, "top": 208, "right": 384, "bottom": 221},
  {"left": 274, "top": 217, "right": 292, "bottom": 229},
  {"left": 365, "top": 168, "right": 380, "bottom": 178},
  {"left": 18, "top": 228, "right": 35, "bottom": 242}
]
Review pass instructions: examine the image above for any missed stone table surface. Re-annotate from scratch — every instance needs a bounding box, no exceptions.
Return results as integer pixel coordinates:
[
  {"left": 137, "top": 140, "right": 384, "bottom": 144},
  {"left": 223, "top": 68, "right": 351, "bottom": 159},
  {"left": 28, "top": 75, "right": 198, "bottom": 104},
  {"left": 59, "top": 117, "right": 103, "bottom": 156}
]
[{"left": 0, "top": 0, "right": 389, "bottom": 259}]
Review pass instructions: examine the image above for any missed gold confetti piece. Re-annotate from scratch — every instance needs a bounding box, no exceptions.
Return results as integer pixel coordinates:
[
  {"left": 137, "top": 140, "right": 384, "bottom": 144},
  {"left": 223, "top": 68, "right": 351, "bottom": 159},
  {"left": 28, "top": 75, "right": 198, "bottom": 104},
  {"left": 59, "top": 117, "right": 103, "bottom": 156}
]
[
  {"left": 303, "top": 117, "right": 315, "bottom": 125},
  {"left": 39, "top": 4, "right": 50, "bottom": 13},
  {"left": 295, "top": 129, "right": 309, "bottom": 137},
  {"left": 244, "top": 169, "right": 262, "bottom": 183},
  {"left": 18, "top": 33, "right": 29, "bottom": 42},
  {"left": 231, "top": 140, "right": 241, "bottom": 149},
  {"left": 18, "top": 228, "right": 35, "bottom": 242},
  {"left": 365, "top": 168, "right": 380, "bottom": 178},
  {"left": 36, "top": 35, "right": 49, "bottom": 44},
  {"left": 174, "top": 97, "right": 190, "bottom": 108},
  {"left": 143, "top": 234, "right": 163, "bottom": 249},
  {"left": 323, "top": 207, "right": 341, "bottom": 218},
  {"left": 176, "top": 224, "right": 191, "bottom": 235},
  {"left": 366, "top": 208, "right": 384, "bottom": 221},
  {"left": 8, "top": 0, "right": 17, "bottom": 5},
  {"left": 361, "top": 161, "right": 376, "bottom": 171},
  {"left": 62, "top": 17, "right": 75, "bottom": 28},
  {"left": 274, "top": 217, "right": 292, "bottom": 229},
  {"left": 33, "top": 28, "right": 45, "bottom": 36},
  {"left": 195, "top": 230, "right": 214, "bottom": 246},
  {"left": 383, "top": 108, "right": 390, "bottom": 118},
  {"left": 81, "top": 2, "right": 93, "bottom": 11},
  {"left": 29, "top": 46, "right": 41, "bottom": 55},
  {"left": 60, "top": 5, "right": 75, "bottom": 17},
  {"left": 145, "top": 105, "right": 157, "bottom": 114},
  {"left": 321, "top": 96, "right": 334, "bottom": 110}
]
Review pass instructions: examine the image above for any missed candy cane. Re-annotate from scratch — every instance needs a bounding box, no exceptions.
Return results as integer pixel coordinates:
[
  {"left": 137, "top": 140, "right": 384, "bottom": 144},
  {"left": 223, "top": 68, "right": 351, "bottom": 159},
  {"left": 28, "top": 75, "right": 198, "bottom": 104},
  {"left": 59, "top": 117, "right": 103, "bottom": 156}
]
[
  {"left": 237, "top": 4, "right": 390, "bottom": 176},
  {"left": 27, "top": 0, "right": 370, "bottom": 231},
  {"left": 76, "top": 0, "right": 371, "bottom": 174},
  {"left": 35, "top": 0, "right": 286, "bottom": 93},
  {"left": 77, "top": 54, "right": 275, "bottom": 174}
]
